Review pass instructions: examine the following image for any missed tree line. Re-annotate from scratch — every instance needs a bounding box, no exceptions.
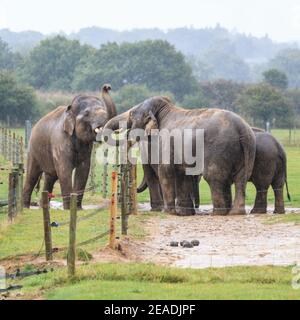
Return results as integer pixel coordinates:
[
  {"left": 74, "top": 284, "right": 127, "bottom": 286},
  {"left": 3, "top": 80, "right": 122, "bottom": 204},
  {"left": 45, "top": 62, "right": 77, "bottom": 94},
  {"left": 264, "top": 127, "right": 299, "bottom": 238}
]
[{"left": 0, "top": 35, "right": 299, "bottom": 128}]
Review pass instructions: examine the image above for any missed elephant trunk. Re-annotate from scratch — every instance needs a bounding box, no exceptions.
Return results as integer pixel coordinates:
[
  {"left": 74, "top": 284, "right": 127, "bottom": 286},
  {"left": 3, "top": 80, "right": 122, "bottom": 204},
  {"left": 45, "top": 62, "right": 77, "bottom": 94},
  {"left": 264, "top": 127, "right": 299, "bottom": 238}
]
[
  {"left": 101, "top": 84, "right": 117, "bottom": 119},
  {"left": 103, "top": 110, "right": 131, "bottom": 131},
  {"left": 137, "top": 175, "right": 148, "bottom": 193}
]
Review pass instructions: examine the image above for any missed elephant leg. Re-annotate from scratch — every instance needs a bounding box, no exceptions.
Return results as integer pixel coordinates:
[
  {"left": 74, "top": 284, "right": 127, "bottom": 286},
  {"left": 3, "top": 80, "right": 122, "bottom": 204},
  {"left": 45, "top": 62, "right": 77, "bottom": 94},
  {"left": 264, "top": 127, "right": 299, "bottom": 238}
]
[
  {"left": 209, "top": 180, "right": 230, "bottom": 215},
  {"left": 272, "top": 182, "right": 285, "bottom": 214},
  {"left": 23, "top": 156, "right": 42, "bottom": 208},
  {"left": 192, "top": 176, "right": 200, "bottom": 209},
  {"left": 176, "top": 174, "right": 195, "bottom": 216},
  {"left": 251, "top": 185, "right": 268, "bottom": 214},
  {"left": 224, "top": 183, "right": 232, "bottom": 212},
  {"left": 158, "top": 165, "right": 176, "bottom": 214},
  {"left": 56, "top": 167, "right": 73, "bottom": 210},
  {"left": 43, "top": 174, "right": 58, "bottom": 193},
  {"left": 73, "top": 160, "right": 91, "bottom": 210},
  {"left": 148, "top": 178, "right": 164, "bottom": 211},
  {"left": 142, "top": 164, "right": 164, "bottom": 211},
  {"left": 229, "top": 176, "right": 247, "bottom": 215}
]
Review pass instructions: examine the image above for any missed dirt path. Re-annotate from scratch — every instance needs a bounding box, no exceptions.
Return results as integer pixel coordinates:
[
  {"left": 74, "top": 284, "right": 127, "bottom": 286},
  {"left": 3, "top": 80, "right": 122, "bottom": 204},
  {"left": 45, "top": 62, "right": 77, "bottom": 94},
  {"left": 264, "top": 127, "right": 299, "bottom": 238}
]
[{"left": 124, "top": 206, "right": 300, "bottom": 269}]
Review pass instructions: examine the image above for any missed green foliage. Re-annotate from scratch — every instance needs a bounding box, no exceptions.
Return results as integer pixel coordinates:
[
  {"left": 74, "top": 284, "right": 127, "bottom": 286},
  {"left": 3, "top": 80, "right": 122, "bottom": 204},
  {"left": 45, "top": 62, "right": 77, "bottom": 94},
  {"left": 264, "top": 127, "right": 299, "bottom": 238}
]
[
  {"left": 270, "top": 49, "right": 300, "bottom": 88},
  {"left": 263, "top": 68, "right": 288, "bottom": 89},
  {"left": 21, "top": 36, "right": 94, "bottom": 91},
  {"left": 192, "top": 40, "right": 251, "bottom": 82},
  {"left": 0, "top": 38, "right": 22, "bottom": 71},
  {"left": 0, "top": 71, "right": 38, "bottom": 125},
  {"left": 200, "top": 79, "right": 244, "bottom": 111},
  {"left": 237, "top": 84, "right": 294, "bottom": 127},
  {"left": 72, "top": 40, "right": 197, "bottom": 100},
  {"left": 181, "top": 89, "right": 210, "bottom": 109},
  {"left": 113, "top": 84, "right": 175, "bottom": 113}
]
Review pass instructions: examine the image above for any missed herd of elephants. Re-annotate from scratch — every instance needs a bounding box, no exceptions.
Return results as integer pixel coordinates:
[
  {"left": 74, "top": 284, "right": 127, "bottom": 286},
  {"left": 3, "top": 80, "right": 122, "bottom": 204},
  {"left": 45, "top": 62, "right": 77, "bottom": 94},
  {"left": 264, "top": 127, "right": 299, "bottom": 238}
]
[{"left": 23, "top": 84, "right": 290, "bottom": 216}]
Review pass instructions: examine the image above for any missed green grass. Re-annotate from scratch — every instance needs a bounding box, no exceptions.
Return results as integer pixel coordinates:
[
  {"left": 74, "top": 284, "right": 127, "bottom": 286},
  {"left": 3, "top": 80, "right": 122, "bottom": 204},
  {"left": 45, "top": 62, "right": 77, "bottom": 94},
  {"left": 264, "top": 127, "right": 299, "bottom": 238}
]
[
  {"left": 16, "top": 263, "right": 300, "bottom": 300},
  {"left": 0, "top": 207, "right": 154, "bottom": 260},
  {"left": 264, "top": 213, "right": 300, "bottom": 225}
]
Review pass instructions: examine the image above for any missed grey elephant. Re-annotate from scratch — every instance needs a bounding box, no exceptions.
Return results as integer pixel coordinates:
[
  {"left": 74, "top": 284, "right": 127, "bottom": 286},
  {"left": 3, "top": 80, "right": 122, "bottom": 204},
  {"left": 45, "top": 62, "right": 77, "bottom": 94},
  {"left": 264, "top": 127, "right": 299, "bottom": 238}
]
[
  {"left": 139, "top": 129, "right": 290, "bottom": 214},
  {"left": 249, "top": 129, "right": 291, "bottom": 214},
  {"left": 23, "top": 84, "right": 117, "bottom": 210},
  {"left": 103, "top": 96, "right": 256, "bottom": 216}
]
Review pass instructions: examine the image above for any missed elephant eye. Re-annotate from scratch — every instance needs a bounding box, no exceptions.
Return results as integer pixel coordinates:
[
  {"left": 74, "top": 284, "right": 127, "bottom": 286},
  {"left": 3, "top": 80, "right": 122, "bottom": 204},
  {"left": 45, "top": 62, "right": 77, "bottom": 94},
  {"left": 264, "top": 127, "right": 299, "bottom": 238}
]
[{"left": 83, "top": 110, "right": 90, "bottom": 117}]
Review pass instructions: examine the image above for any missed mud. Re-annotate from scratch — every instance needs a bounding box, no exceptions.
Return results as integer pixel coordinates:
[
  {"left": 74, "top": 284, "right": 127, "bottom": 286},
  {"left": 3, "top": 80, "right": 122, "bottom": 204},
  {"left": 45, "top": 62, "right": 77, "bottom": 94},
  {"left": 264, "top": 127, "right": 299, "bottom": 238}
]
[{"left": 124, "top": 205, "right": 300, "bottom": 269}]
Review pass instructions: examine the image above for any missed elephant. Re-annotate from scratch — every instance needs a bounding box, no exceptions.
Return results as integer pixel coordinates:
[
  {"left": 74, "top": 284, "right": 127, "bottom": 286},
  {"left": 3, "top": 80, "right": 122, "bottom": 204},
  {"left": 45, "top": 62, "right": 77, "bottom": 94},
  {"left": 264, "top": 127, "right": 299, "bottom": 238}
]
[
  {"left": 23, "top": 84, "right": 117, "bottom": 210},
  {"left": 103, "top": 96, "right": 256, "bottom": 216},
  {"left": 138, "top": 129, "right": 291, "bottom": 214},
  {"left": 249, "top": 129, "right": 291, "bottom": 214}
]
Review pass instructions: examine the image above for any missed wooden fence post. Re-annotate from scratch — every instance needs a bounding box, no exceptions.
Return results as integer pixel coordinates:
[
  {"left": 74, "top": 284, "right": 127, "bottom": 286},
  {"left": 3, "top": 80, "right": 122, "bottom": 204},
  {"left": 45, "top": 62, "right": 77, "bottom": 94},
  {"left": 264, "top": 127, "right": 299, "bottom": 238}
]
[
  {"left": 16, "top": 164, "right": 24, "bottom": 214},
  {"left": 68, "top": 193, "right": 77, "bottom": 277},
  {"left": 120, "top": 163, "right": 129, "bottom": 235},
  {"left": 42, "top": 191, "right": 53, "bottom": 261},
  {"left": 8, "top": 170, "right": 17, "bottom": 222},
  {"left": 102, "top": 148, "right": 108, "bottom": 198},
  {"left": 4, "top": 129, "right": 8, "bottom": 160},
  {"left": 109, "top": 171, "right": 118, "bottom": 249}
]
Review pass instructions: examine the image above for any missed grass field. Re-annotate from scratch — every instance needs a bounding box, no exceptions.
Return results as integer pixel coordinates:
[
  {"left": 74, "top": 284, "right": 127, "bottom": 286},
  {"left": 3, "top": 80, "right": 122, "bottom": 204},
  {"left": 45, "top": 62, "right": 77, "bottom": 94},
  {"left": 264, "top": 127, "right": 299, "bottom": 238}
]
[
  {"left": 14, "top": 263, "right": 300, "bottom": 300},
  {"left": 0, "top": 128, "right": 299, "bottom": 300}
]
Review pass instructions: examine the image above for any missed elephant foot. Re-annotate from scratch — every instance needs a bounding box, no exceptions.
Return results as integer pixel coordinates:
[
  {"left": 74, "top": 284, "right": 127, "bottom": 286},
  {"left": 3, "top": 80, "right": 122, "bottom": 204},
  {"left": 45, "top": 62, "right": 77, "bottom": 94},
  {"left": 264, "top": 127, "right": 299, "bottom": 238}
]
[
  {"left": 163, "top": 207, "right": 177, "bottom": 215},
  {"left": 274, "top": 207, "right": 285, "bottom": 214},
  {"left": 151, "top": 207, "right": 163, "bottom": 212},
  {"left": 250, "top": 207, "right": 267, "bottom": 214},
  {"left": 228, "top": 208, "right": 246, "bottom": 216},
  {"left": 211, "top": 208, "right": 229, "bottom": 216},
  {"left": 176, "top": 207, "right": 196, "bottom": 216}
]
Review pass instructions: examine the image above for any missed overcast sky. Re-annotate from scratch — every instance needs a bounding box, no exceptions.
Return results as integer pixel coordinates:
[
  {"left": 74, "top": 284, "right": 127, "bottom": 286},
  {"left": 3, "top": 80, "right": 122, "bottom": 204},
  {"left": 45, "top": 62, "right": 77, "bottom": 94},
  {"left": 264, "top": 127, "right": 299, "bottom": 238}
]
[{"left": 1, "top": 0, "right": 300, "bottom": 42}]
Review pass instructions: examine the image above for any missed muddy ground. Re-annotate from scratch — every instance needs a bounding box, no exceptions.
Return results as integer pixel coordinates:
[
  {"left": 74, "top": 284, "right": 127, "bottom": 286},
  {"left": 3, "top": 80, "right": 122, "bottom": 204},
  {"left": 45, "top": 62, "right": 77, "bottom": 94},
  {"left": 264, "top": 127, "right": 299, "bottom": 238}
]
[{"left": 122, "top": 205, "right": 300, "bottom": 268}]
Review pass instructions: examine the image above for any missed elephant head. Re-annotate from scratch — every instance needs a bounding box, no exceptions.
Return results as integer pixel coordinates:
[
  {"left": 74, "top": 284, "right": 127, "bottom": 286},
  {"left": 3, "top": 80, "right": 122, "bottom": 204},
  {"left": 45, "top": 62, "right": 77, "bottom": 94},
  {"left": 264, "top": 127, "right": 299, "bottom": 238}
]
[
  {"left": 64, "top": 84, "right": 117, "bottom": 143},
  {"left": 103, "top": 96, "right": 171, "bottom": 134}
]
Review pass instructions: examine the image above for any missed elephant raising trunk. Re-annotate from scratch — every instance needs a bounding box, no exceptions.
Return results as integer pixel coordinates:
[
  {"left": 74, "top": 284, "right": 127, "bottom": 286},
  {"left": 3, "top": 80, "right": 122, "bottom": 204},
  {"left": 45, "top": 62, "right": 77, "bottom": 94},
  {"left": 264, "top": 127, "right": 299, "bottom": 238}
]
[{"left": 101, "top": 84, "right": 117, "bottom": 119}]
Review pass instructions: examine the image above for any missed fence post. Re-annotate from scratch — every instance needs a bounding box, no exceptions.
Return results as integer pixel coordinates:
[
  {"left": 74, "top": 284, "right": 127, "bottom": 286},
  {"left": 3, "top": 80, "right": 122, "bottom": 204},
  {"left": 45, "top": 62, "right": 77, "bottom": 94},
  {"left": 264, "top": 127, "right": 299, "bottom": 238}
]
[
  {"left": 25, "top": 120, "right": 32, "bottom": 150},
  {"left": 128, "top": 142, "right": 137, "bottom": 215},
  {"left": 20, "top": 136, "right": 24, "bottom": 164},
  {"left": 68, "top": 193, "right": 77, "bottom": 277},
  {"left": 102, "top": 148, "right": 108, "bottom": 198},
  {"left": 16, "top": 164, "right": 24, "bottom": 214},
  {"left": 4, "top": 129, "right": 7, "bottom": 160},
  {"left": 8, "top": 130, "right": 12, "bottom": 163},
  {"left": 8, "top": 171, "right": 17, "bottom": 222},
  {"left": 120, "top": 163, "right": 129, "bottom": 235},
  {"left": 109, "top": 171, "right": 118, "bottom": 249},
  {"left": 42, "top": 191, "right": 53, "bottom": 261},
  {"left": 89, "top": 143, "right": 96, "bottom": 194}
]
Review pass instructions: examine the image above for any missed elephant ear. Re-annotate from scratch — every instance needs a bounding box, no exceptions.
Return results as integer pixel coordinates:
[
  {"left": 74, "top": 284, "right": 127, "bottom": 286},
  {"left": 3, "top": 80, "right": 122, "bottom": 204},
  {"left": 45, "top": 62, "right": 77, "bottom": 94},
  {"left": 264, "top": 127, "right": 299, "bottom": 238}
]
[
  {"left": 145, "top": 111, "right": 158, "bottom": 135},
  {"left": 63, "top": 105, "right": 76, "bottom": 136}
]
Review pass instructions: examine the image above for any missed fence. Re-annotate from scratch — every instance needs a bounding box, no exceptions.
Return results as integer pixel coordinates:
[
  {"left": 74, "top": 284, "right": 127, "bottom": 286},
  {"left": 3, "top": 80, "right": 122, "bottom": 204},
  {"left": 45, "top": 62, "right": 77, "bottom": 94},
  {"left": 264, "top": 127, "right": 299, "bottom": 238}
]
[
  {"left": 0, "top": 128, "right": 25, "bottom": 221},
  {"left": 37, "top": 141, "right": 138, "bottom": 277}
]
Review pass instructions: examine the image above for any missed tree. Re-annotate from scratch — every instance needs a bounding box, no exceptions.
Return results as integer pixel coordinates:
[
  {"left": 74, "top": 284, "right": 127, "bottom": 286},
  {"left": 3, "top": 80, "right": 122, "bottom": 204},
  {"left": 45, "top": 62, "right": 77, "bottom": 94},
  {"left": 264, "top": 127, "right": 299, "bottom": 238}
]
[
  {"left": 0, "top": 71, "right": 38, "bottom": 125},
  {"left": 236, "top": 84, "right": 294, "bottom": 128},
  {"left": 113, "top": 84, "right": 175, "bottom": 113},
  {"left": 22, "top": 36, "right": 94, "bottom": 91},
  {"left": 199, "top": 79, "right": 244, "bottom": 112},
  {"left": 72, "top": 40, "right": 198, "bottom": 100},
  {"left": 194, "top": 40, "right": 251, "bottom": 82},
  {"left": 263, "top": 69, "right": 288, "bottom": 89},
  {"left": 270, "top": 49, "right": 300, "bottom": 88},
  {"left": 0, "top": 38, "right": 15, "bottom": 70}
]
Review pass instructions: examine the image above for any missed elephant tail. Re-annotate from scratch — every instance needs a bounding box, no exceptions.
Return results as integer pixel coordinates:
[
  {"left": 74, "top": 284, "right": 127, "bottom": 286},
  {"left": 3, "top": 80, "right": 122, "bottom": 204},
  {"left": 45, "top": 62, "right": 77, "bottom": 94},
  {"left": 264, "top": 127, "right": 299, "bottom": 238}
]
[
  {"left": 282, "top": 149, "right": 291, "bottom": 202},
  {"left": 240, "top": 125, "right": 256, "bottom": 182},
  {"left": 137, "top": 175, "right": 148, "bottom": 193}
]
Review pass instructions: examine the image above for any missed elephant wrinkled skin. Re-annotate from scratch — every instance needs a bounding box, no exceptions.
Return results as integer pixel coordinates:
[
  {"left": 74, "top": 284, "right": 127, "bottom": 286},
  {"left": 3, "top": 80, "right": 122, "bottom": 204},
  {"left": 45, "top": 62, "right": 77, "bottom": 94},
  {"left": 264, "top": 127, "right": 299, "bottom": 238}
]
[
  {"left": 23, "top": 84, "right": 117, "bottom": 210},
  {"left": 104, "top": 96, "right": 256, "bottom": 216}
]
